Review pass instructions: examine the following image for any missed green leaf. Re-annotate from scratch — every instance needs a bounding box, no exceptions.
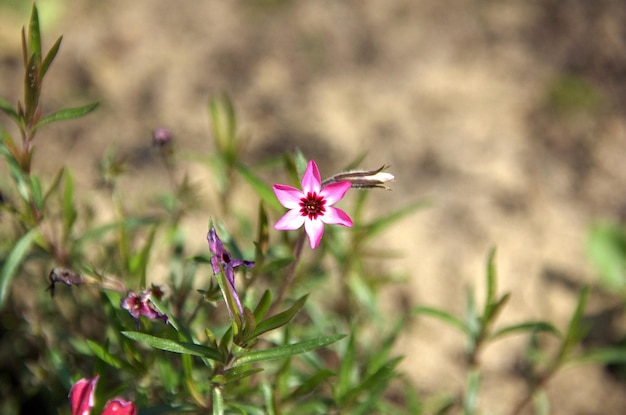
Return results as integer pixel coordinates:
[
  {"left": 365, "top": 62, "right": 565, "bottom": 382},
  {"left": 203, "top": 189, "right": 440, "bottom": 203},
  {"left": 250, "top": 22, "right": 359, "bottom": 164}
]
[
  {"left": 489, "top": 321, "right": 560, "bottom": 342},
  {"left": 253, "top": 289, "right": 272, "bottom": 322},
  {"left": 286, "top": 369, "right": 336, "bottom": 401},
  {"left": 359, "top": 200, "right": 429, "bottom": 241},
  {"left": 208, "top": 95, "right": 236, "bottom": 152},
  {"left": 86, "top": 340, "right": 128, "bottom": 370},
  {"left": 24, "top": 53, "right": 40, "bottom": 120},
  {"left": 62, "top": 169, "right": 77, "bottom": 236},
  {"left": 485, "top": 248, "right": 497, "bottom": 308},
  {"left": 35, "top": 102, "right": 99, "bottom": 130},
  {"left": 337, "top": 331, "right": 356, "bottom": 400},
  {"left": 149, "top": 297, "right": 194, "bottom": 342},
  {"left": 0, "top": 228, "right": 38, "bottom": 309},
  {"left": 345, "top": 356, "right": 403, "bottom": 413},
  {"left": 235, "top": 163, "right": 283, "bottom": 211},
  {"left": 28, "top": 4, "right": 42, "bottom": 63},
  {"left": 43, "top": 167, "right": 65, "bottom": 205},
  {"left": 130, "top": 224, "right": 158, "bottom": 287},
  {"left": 254, "top": 201, "right": 269, "bottom": 269},
  {"left": 250, "top": 294, "right": 308, "bottom": 339},
  {"left": 412, "top": 306, "right": 470, "bottom": 336},
  {"left": 559, "top": 286, "right": 590, "bottom": 361},
  {"left": 570, "top": 347, "right": 626, "bottom": 366},
  {"left": 587, "top": 221, "right": 626, "bottom": 291},
  {"left": 0, "top": 96, "right": 19, "bottom": 124},
  {"left": 212, "top": 367, "right": 264, "bottom": 385},
  {"left": 40, "top": 35, "right": 62, "bottom": 79},
  {"left": 234, "top": 334, "right": 345, "bottom": 366},
  {"left": 29, "top": 175, "right": 43, "bottom": 211},
  {"left": 1, "top": 130, "right": 21, "bottom": 162},
  {"left": 259, "top": 257, "right": 295, "bottom": 274},
  {"left": 121, "top": 331, "right": 223, "bottom": 362}
]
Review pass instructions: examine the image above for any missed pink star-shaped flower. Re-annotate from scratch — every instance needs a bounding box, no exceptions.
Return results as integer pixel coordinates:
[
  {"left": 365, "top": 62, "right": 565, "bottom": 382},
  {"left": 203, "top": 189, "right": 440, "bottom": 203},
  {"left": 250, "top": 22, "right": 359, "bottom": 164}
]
[{"left": 273, "top": 160, "right": 353, "bottom": 249}]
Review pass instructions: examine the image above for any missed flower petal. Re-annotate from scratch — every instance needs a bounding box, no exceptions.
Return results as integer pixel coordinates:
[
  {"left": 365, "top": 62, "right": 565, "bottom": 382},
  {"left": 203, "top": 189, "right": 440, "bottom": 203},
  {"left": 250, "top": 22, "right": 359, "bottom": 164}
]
[
  {"left": 319, "top": 181, "right": 351, "bottom": 205},
  {"left": 273, "top": 184, "right": 304, "bottom": 209},
  {"left": 207, "top": 227, "right": 226, "bottom": 258},
  {"left": 301, "top": 160, "right": 321, "bottom": 194},
  {"left": 274, "top": 209, "right": 305, "bottom": 230},
  {"left": 304, "top": 217, "right": 324, "bottom": 249},
  {"left": 101, "top": 398, "right": 137, "bottom": 415},
  {"left": 69, "top": 376, "right": 98, "bottom": 415},
  {"left": 321, "top": 206, "right": 353, "bottom": 227}
]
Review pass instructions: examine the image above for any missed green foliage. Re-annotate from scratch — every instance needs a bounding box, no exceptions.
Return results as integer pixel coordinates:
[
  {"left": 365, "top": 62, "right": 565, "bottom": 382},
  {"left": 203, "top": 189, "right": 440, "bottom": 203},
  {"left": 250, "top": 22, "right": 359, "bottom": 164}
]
[
  {"left": 587, "top": 220, "right": 626, "bottom": 293},
  {"left": 2, "top": 4, "right": 625, "bottom": 415}
]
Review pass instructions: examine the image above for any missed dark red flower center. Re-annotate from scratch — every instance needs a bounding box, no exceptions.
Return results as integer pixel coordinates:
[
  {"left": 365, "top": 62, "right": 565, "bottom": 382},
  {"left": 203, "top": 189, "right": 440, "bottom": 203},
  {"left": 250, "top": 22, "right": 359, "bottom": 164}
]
[{"left": 300, "top": 192, "right": 326, "bottom": 219}]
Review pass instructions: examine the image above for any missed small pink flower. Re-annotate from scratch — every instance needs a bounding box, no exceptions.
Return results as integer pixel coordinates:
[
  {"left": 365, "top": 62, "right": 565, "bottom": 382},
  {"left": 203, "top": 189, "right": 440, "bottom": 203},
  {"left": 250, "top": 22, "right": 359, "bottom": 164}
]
[
  {"left": 69, "top": 375, "right": 136, "bottom": 415},
  {"left": 273, "top": 160, "right": 352, "bottom": 249},
  {"left": 120, "top": 288, "right": 168, "bottom": 329}
]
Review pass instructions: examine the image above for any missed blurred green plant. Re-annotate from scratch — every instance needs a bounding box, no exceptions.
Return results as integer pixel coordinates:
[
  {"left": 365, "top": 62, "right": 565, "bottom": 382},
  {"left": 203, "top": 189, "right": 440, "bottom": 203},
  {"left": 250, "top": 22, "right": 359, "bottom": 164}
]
[
  {"left": 3, "top": 3, "right": 626, "bottom": 415},
  {"left": 587, "top": 220, "right": 626, "bottom": 295}
]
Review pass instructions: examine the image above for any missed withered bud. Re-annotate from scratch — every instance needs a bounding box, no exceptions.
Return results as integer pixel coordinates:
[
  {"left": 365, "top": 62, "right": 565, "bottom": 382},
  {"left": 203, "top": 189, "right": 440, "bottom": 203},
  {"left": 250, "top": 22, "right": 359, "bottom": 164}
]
[
  {"left": 152, "top": 127, "right": 173, "bottom": 147},
  {"left": 47, "top": 268, "right": 85, "bottom": 297},
  {"left": 322, "top": 165, "right": 395, "bottom": 189}
]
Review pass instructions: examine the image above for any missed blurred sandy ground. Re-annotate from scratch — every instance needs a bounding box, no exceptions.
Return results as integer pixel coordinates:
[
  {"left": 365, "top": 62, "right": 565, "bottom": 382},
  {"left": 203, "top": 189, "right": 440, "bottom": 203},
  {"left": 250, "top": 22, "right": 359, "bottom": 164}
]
[{"left": 2, "top": 0, "right": 626, "bottom": 412}]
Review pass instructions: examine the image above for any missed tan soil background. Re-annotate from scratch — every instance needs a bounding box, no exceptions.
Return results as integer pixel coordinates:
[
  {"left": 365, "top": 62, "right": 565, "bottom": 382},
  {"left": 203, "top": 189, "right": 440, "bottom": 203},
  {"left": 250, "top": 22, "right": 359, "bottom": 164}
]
[{"left": 2, "top": 0, "right": 626, "bottom": 413}]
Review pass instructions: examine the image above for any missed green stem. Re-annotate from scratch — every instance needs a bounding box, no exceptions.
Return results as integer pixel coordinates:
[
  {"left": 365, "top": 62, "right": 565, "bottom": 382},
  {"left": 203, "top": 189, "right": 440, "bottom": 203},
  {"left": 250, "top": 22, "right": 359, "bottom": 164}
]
[{"left": 268, "top": 231, "right": 306, "bottom": 315}]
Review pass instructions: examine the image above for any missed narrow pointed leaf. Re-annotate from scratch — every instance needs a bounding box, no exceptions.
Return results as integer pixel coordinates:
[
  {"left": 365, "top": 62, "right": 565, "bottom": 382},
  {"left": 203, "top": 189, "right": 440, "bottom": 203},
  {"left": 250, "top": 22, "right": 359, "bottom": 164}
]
[
  {"left": 259, "top": 257, "right": 295, "bottom": 274},
  {"left": 253, "top": 289, "right": 272, "bottom": 322},
  {"left": 1, "top": 130, "right": 21, "bottom": 162},
  {"left": 0, "top": 97, "right": 19, "bottom": 123},
  {"left": 485, "top": 248, "right": 497, "bottom": 307},
  {"left": 29, "top": 175, "right": 43, "bottom": 211},
  {"left": 254, "top": 201, "right": 269, "bottom": 269},
  {"left": 121, "top": 331, "right": 223, "bottom": 362},
  {"left": 559, "top": 286, "right": 591, "bottom": 359},
  {"left": 360, "top": 200, "right": 429, "bottom": 240},
  {"left": 28, "top": 4, "right": 42, "bottom": 62},
  {"left": 43, "top": 167, "right": 65, "bottom": 205},
  {"left": 235, "top": 163, "right": 283, "bottom": 211},
  {"left": 337, "top": 331, "right": 356, "bottom": 399},
  {"left": 212, "top": 367, "right": 264, "bottom": 385},
  {"left": 62, "top": 170, "right": 77, "bottom": 235},
  {"left": 570, "top": 347, "right": 626, "bottom": 366},
  {"left": 24, "top": 54, "right": 40, "bottom": 118},
  {"left": 413, "top": 306, "right": 470, "bottom": 335},
  {"left": 234, "top": 334, "right": 345, "bottom": 366},
  {"left": 0, "top": 228, "right": 38, "bottom": 308},
  {"left": 40, "top": 36, "right": 63, "bottom": 78},
  {"left": 130, "top": 224, "right": 158, "bottom": 288},
  {"left": 86, "top": 340, "right": 128, "bottom": 370},
  {"left": 35, "top": 102, "right": 99, "bottom": 129},
  {"left": 489, "top": 321, "right": 560, "bottom": 342},
  {"left": 251, "top": 295, "right": 308, "bottom": 339},
  {"left": 286, "top": 369, "right": 336, "bottom": 401}
]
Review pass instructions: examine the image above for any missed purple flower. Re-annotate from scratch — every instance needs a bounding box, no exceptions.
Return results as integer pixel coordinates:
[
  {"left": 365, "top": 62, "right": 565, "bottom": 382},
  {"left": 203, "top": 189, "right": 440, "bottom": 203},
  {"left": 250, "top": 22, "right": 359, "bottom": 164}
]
[
  {"left": 207, "top": 226, "right": 254, "bottom": 318},
  {"left": 120, "top": 288, "right": 168, "bottom": 329},
  {"left": 273, "top": 160, "right": 353, "bottom": 249},
  {"left": 69, "top": 375, "right": 136, "bottom": 415},
  {"left": 152, "top": 127, "right": 172, "bottom": 147}
]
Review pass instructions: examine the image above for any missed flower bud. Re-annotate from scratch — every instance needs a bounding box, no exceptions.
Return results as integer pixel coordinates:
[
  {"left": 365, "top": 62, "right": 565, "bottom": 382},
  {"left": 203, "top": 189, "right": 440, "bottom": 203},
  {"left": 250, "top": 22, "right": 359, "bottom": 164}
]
[{"left": 322, "top": 165, "right": 395, "bottom": 189}]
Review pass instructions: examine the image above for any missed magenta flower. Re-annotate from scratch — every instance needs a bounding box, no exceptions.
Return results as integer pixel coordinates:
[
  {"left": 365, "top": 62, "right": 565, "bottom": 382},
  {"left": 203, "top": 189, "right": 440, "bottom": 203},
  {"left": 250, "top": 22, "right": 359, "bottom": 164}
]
[
  {"left": 207, "top": 226, "right": 254, "bottom": 318},
  {"left": 273, "top": 160, "right": 352, "bottom": 249},
  {"left": 69, "top": 375, "right": 136, "bottom": 415},
  {"left": 120, "top": 288, "right": 168, "bottom": 329}
]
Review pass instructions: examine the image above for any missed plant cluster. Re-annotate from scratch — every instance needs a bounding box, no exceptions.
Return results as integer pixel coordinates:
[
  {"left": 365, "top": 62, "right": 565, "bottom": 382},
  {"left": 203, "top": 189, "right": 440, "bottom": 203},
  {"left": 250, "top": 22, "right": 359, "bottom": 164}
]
[{"left": 1, "top": 5, "right": 626, "bottom": 415}]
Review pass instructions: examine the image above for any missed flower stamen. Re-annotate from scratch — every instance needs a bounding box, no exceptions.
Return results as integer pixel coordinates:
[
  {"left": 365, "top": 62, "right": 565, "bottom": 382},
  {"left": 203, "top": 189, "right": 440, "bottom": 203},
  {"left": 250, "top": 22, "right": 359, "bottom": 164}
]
[{"left": 300, "top": 192, "right": 326, "bottom": 219}]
